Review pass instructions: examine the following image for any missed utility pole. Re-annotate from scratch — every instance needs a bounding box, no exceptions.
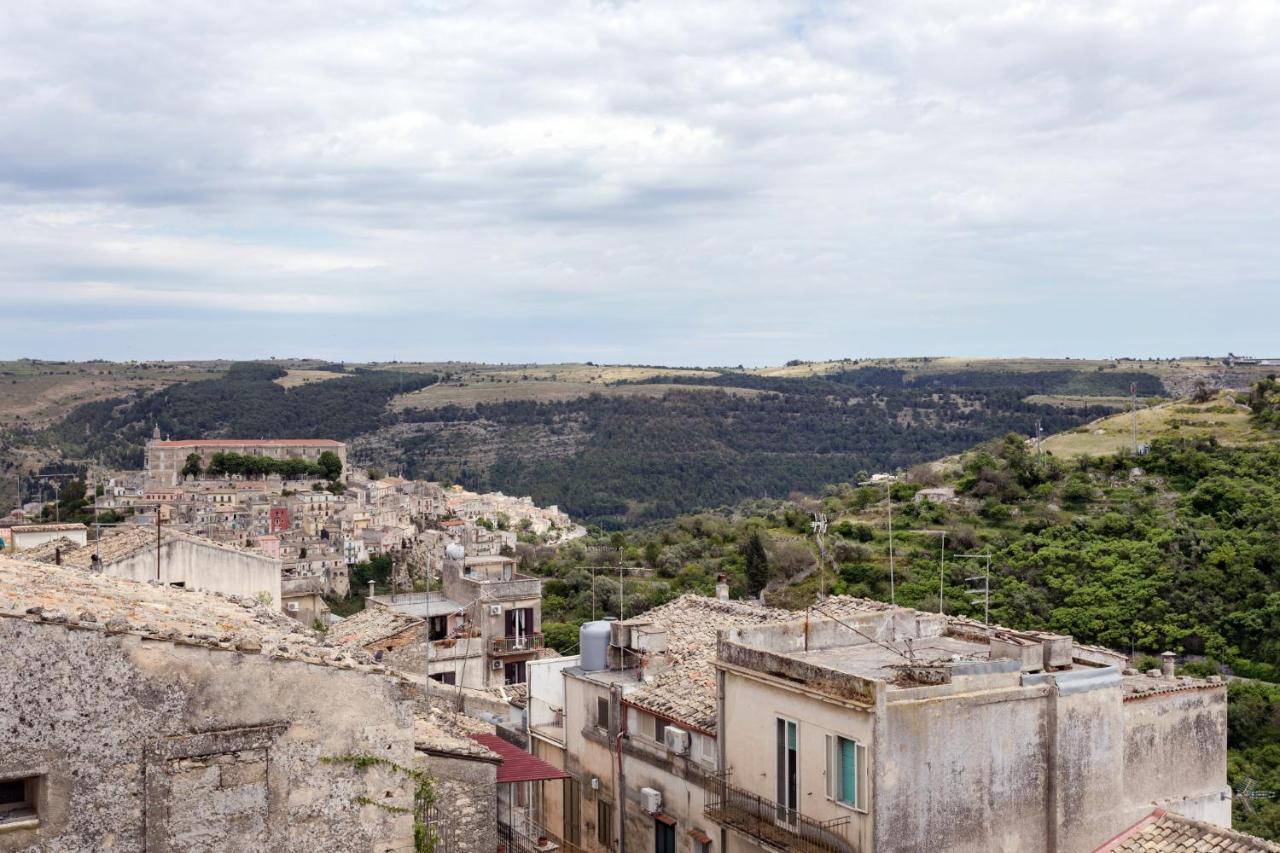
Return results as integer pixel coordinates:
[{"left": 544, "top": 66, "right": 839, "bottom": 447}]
[
  {"left": 1131, "top": 382, "right": 1139, "bottom": 454},
  {"left": 156, "top": 509, "right": 162, "bottom": 582}
]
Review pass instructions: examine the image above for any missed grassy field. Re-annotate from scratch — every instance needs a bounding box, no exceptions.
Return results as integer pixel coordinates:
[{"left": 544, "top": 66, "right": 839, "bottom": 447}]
[
  {"left": 0, "top": 360, "right": 224, "bottom": 428},
  {"left": 392, "top": 379, "right": 766, "bottom": 410},
  {"left": 1040, "top": 393, "right": 1272, "bottom": 458},
  {"left": 274, "top": 369, "right": 349, "bottom": 388}
]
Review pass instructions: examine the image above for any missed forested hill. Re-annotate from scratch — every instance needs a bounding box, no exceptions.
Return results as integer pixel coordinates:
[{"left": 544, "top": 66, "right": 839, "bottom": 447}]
[
  {"left": 380, "top": 366, "right": 1162, "bottom": 525},
  {"left": 36, "top": 363, "right": 437, "bottom": 470}
]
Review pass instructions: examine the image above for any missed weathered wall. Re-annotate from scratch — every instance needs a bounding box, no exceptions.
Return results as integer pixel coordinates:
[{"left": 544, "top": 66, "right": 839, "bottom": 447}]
[
  {"left": 415, "top": 751, "right": 498, "bottom": 853},
  {"left": 617, "top": 712, "right": 719, "bottom": 853},
  {"left": 0, "top": 618, "right": 417, "bottom": 853},
  {"left": 721, "top": 670, "right": 876, "bottom": 853},
  {"left": 1122, "top": 686, "right": 1230, "bottom": 826},
  {"left": 105, "top": 539, "right": 282, "bottom": 606}
]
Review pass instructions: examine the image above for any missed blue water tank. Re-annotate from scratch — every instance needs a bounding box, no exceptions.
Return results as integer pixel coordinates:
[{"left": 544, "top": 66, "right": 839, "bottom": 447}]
[{"left": 579, "top": 620, "right": 612, "bottom": 672}]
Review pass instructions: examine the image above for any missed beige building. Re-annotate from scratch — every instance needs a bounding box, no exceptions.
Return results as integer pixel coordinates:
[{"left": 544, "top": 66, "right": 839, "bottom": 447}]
[
  {"left": 530, "top": 594, "right": 790, "bottom": 853},
  {"left": 710, "top": 598, "right": 1230, "bottom": 853},
  {"left": 5, "top": 523, "right": 88, "bottom": 551},
  {"left": 144, "top": 437, "right": 347, "bottom": 487}
]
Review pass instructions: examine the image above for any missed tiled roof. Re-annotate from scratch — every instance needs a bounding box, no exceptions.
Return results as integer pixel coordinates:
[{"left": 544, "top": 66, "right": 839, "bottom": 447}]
[
  {"left": 1095, "top": 810, "right": 1280, "bottom": 852},
  {"left": 39, "top": 526, "right": 275, "bottom": 570},
  {"left": 18, "top": 537, "right": 81, "bottom": 562},
  {"left": 0, "top": 557, "right": 380, "bottom": 673},
  {"left": 623, "top": 594, "right": 790, "bottom": 734},
  {"left": 12, "top": 523, "right": 87, "bottom": 533},
  {"left": 414, "top": 707, "right": 499, "bottom": 760},
  {"left": 469, "top": 734, "right": 570, "bottom": 783}
]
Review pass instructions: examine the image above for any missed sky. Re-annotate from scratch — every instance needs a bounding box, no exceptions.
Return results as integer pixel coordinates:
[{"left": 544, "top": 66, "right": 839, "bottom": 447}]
[{"left": 1, "top": 0, "right": 1278, "bottom": 366}]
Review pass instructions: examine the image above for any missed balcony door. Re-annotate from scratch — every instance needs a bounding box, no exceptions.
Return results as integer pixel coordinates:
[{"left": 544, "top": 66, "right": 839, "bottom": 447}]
[
  {"left": 504, "top": 607, "right": 533, "bottom": 642},
  {"left": 776, "top": 717, "right": 798, "bottom": 824}
]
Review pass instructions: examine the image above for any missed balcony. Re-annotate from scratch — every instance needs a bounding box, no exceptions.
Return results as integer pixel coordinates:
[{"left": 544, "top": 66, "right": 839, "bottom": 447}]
[
  {"left": 491, "top": 633, "right": 545, "bottom": 656},
  {"left": 498, "top": 818, "right": 586, "bottom": 853},
  {"left": 705, "top": 771, "right": 853, "bottom": 853}
]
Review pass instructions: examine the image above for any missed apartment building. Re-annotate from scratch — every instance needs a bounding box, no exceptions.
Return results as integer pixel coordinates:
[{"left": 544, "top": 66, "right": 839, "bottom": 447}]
[{"left": 710, "top": 599, "right": 1229, "bottom": 853}]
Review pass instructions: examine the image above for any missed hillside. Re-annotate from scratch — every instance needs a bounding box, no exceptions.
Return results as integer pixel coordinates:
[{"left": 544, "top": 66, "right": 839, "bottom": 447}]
[{"left": 5, "top": 356, "right": 1275, "bottom": 524}]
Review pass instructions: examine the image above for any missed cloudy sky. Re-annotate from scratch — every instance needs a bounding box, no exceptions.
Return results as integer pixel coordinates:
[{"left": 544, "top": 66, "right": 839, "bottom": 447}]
[{"left": 1, "top": 1, "right": 1277, "bottom": 365}]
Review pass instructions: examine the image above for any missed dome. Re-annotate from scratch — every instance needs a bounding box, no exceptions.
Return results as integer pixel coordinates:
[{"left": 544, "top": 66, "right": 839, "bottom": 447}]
[{"left": 445, "top": 543, "right": 466, "bottom": 560}]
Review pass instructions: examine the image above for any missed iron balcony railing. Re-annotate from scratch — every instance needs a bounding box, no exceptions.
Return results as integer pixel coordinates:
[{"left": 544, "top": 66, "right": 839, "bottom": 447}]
[
  {"left": 498, "top": 818, "right": 587, "bottom": 853},
  {"left": 491, "top": 633, "right": 545, "bottom": 656},
  {"left": 705, "top": 770, "right": 854, "bottom": 853}
]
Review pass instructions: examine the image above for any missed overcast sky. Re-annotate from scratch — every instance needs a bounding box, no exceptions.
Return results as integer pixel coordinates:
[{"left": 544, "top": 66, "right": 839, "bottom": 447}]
[{"left": 1, "top": 1, "right": 1277, "bottom": 365}]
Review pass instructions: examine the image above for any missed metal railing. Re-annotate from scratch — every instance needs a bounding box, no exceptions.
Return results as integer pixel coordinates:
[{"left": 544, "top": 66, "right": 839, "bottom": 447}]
[
  {"left": 498, "top": 818, "right": 586, "bottom": 853},
  {"left": 704, "top": 771, "right": 853, "bottom": 853},
  {"left": 491, "top": 633, "right": 545, "bottom": 656}
]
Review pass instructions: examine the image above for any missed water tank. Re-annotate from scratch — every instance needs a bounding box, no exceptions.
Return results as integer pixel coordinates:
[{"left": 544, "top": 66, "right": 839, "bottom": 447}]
[
  {"left": 445, "top": 543, "right": 465, "bottom": 561},
  {"left": 580, "top": 620, "right": 612, "bottom": 672}
]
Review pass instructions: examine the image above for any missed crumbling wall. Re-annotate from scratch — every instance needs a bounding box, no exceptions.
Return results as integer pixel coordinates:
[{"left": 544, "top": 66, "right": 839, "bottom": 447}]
[
  {"left": 0, "top": 618, "right": 417, "bottom": 853},
  {"left": 415, "top": 751, "right": 498, "bottom": 853}
]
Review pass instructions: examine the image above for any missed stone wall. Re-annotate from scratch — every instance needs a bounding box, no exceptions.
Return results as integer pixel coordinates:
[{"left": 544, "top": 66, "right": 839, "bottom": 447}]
[
  {"left": 416, "top": 751, "right": 498, "bottom": 853},
  {"left": 0, "top": 617, "right": 417, "bottom": 853}
]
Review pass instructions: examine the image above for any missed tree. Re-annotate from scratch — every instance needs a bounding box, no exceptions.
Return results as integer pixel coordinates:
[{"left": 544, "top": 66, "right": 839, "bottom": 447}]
[
  {"left": 318, "top": 450, "right": 343, "bottom": 482},
  {"left": 742, "top": 531, "right": 769, "bottom": 596},
  {"left": 180, "top": 453, "right": 203, "bottom": 480}
]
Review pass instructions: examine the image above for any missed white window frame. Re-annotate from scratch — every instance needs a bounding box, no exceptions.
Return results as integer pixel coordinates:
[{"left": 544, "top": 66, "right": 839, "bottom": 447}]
[{"left": 824, "top": 734, "right": 868, "bottom": 813}]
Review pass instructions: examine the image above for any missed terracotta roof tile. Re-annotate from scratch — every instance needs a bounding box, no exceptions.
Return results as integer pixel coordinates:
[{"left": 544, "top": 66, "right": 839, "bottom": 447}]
[{"left": 1096, "top": 810, "right": 1280, "bottom": 852}]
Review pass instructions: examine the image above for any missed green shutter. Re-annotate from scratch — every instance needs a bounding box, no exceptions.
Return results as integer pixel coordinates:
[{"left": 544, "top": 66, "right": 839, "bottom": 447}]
[{"left": 839, "top": 738, "right": 856, "bottom": 805}]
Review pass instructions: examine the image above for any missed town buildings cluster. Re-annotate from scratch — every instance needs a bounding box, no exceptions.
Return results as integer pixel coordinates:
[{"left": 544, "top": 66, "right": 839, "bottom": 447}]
[{"left": 0, "top": 435, "right": 1270, "bottom": 852}]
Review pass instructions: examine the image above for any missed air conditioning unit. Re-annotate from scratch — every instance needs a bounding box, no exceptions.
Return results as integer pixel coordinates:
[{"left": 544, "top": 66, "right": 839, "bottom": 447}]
[
  {"left": 286, "top": 602, "right": 299, "bottom": 613},
  {"left": 488, "top": 604, "right": 502, "bottom": 616},
  {"left": 491, "top": 659, "right": 503, "bottom": 670},
  {"left": 640, "top": 787, "right": 662, "bottom": 815},
  {"left": 664, "top": 726, "right": 691, "bottom": 755}
]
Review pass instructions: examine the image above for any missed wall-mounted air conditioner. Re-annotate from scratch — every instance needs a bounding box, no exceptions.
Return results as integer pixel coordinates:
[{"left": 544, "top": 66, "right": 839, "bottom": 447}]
[
  {"left": 640, "top": 787, "right": 662, "bottom": 815},
  {"left": 488, "top": 604, "right": 502, "bottom": 616},
  {"left": 491, "top": 659, "right": 503, "bottom": 670},
  {"left": 664, "top": 726, "right": 691, "bottom": 755},
  {"left": 286, "top": 602, "right": 299, "bottom": 613}
]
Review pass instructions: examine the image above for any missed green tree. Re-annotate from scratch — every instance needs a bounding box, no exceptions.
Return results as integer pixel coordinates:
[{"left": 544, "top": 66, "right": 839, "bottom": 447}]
[
  {"left": 180, "top": 452, "right": 203, "bottom": 480},
  {"left": 318, "top": 450, "right": 343, "bottom": 482},
  {"left": 742, "top": 531, "right": 769, "bottom": 596}
]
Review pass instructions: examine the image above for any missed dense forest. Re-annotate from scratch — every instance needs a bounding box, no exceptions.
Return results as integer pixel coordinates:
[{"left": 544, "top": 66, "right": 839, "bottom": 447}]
[
  {"left": 37, "top": 363, "right": 437, "bottom": 469},
  {"left": 390, "top": 367, "right": 1156, "bottom": 524}
]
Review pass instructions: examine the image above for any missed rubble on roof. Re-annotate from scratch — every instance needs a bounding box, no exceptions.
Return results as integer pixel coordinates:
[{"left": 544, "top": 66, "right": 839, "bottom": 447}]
[
  {"left": 20, "top": 537, "right": 81, "bottom": 563},
  {"left": 622, "top": 594, "right": 791, "bottom": 733},
  {"left": 483, "top": 682, "right": 529, "bottom": 709},
  {"left": 0, "top": 556, "right": 379, "bottom": 673},
  {"left": 34, "top": 526, "right": 271, "bottom": 571},
  {"left": 331, "top": 607, "right": 424, "bottom": 648},
  {"left": 1097, "top": 809, "right": 1280, "bottom": 852},
  {"left": 415, "top": 706, "right": 499, "bottom": 760}
]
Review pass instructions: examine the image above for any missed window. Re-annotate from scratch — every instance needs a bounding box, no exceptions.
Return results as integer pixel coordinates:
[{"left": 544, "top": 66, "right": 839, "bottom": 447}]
[
  {"left": 429, "top": 671, "right": 456, "bottom": 686},
  {"left": 596, "top": 798, "right": 613, "bottom": 845},
  {"left": 597, "top": 696, "right": 610, "bottom": 730},
  {"left": 701, "top": 733, "right": 718, "bottom": 768},
  {"left": 653, "top": 716, "right": 667, "bottom": 742},
  {"left": 825, "top": 735, "right": 868, "bottom": 811},
  {"left": 775, "top": 718, "right": 798, "bottom": 823},
  {"left": 504, "top": 660, "right": 527, "bottom": 685},
  {"left": 655, "top": 816, "right": 676, "bottom": 853},
  {"left": 0, "top": 775, "right": 38, "bottom": 827}
]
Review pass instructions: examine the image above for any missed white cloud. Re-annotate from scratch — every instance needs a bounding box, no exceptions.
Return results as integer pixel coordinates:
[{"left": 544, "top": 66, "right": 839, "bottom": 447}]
[{"left": 0, "top": 0, "right": 1277, "bottom": 361}]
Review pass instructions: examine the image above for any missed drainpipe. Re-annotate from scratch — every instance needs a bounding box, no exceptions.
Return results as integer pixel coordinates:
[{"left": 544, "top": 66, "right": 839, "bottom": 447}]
[{"left": 611, "top": 683, "right": 627, "bottom": 853}]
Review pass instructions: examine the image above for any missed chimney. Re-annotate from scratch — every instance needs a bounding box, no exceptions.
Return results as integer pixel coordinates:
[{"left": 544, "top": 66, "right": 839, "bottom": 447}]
[
  {"left": 1161, "top": 651, "right": 1176, "bottom": 678},
  {"left": 715, "top": 574, "right": 729, "bottom": 602}
]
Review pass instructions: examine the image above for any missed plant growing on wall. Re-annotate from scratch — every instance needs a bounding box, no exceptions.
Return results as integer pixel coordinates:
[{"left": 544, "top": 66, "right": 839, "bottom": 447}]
[{"left": 322, "top": 754, "right": 438, "bottom": 853}]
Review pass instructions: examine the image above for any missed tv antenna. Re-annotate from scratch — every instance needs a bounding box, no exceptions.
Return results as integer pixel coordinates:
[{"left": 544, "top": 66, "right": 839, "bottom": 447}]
[
  {"left": 955, "top": 553, "right": 992, "bottom": 624},
  {"left": 1234, "top": 778, "right": 1276, "bottom": 815},
  {"left": 810, "top": 513, "right": 834, "bottom": 599}
]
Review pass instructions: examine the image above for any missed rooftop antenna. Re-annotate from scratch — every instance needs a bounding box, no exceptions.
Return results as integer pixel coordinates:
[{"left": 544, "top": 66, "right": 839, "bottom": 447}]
[
  {"left": 957, "top": 552, "right": 992, "bottom": 624},
  {"left": 1234, "top": 778, "right": 1276, "bottom": 815},
  {"left": 810, "top": 512, "right": 830, "bottom": 599}
]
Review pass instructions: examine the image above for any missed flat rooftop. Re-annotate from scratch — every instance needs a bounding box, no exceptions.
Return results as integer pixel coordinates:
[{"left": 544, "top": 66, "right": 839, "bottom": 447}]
[
  {"left": 790, "top": 634, "right": 991, "bottom": 683},
  {"left": 366, "top": 592, "right": 465, "bottom": 619}
]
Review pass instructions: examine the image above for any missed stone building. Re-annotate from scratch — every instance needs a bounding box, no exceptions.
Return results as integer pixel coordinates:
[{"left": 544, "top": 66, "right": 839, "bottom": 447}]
[
  {"left": 710, "top": 598, "right": 1230, "bottom": 853},
  {"left": 144, "top": 437, "right": 347, "bottom": 487},
  {"left": 27, "top": 525, "right": 284, "bottom": 608},
  {"left": 5, "top": 523, "right": 88, "bottom": 551},
  {"left": 0, "top": 556, "right": 419, "bottom": 852}
]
